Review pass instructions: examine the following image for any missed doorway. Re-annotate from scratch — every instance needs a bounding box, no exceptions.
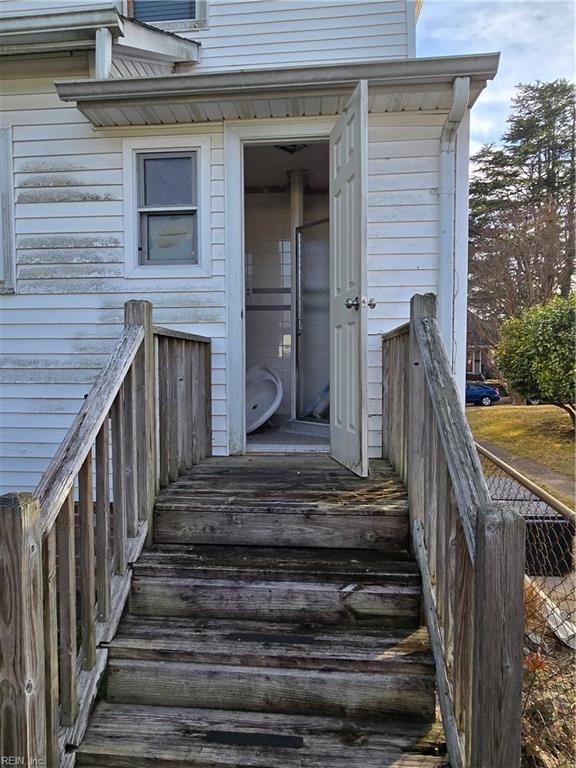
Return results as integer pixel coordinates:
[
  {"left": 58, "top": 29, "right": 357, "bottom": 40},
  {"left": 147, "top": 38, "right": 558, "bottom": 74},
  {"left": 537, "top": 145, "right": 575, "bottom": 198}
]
[{"left": 243, "top": 142, "right": 330, "bottom": 452}]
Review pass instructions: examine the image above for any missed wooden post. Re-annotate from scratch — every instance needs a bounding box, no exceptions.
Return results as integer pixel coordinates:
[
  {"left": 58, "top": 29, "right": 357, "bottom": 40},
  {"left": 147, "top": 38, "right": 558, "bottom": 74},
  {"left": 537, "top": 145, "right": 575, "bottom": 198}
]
[
  {"left": 124, "top": 300, "right": 156, "bottom": 543},
  {"left": 407, "top": 293, "right": 436, "bottom": 527},
  {"left": 0, "top": 493, "right": 46, "bottom": 764},
  {"left": 470, "top": 503, "right": 525, "bottom": 768}
]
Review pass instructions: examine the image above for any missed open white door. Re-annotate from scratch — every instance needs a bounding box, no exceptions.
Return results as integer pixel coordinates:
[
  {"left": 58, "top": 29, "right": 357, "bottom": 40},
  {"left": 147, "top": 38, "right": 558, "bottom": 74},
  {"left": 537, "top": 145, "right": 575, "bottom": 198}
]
[{"left": 329, "top": 80, "right": 369, "bottom": 477}]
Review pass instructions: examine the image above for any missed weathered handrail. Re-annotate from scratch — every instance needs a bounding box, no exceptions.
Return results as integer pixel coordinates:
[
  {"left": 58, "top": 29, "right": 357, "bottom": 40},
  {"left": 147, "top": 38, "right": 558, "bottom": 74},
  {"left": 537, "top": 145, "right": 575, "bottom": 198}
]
[
  {"left": 0, "top": 301, "right": 212, "bottom": 768},
  {"left": 382, "top": 293, "right": 526, "bottom": 768},
  {"left": 36, "top": 324, "right": 144, "bottom": 536}
]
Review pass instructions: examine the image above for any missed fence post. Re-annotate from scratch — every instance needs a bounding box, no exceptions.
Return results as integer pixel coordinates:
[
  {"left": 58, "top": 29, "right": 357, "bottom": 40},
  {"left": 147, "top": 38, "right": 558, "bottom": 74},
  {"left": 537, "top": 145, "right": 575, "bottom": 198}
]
[
  {"left": 470, "top": 502, "right": 525, "bottom": 767},
  {"left": 0, "top": 493, "right": 46, "bottom": 764},
  {"left": 407, "top": 293, "right": 436, "bottom": 526},
  {"left": 124, "top": 301, "right": 157, "bottom": 545}
]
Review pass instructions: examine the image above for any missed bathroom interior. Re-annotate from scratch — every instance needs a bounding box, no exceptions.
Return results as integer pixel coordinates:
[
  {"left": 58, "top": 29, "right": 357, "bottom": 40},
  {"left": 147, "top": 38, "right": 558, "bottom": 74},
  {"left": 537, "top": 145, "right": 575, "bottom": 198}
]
[{"left": 244, "top": 142, "right": 330, "bottom": 451}]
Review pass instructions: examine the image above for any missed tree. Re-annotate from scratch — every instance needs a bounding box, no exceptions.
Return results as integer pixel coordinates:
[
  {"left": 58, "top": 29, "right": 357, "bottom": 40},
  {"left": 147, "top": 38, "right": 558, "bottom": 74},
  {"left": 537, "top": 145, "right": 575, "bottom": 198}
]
[
  {"left": 495, "top": 295, "right": 576, "bottom": 427},
  {"left": 469, "top": 80, "right": 575, "bottom": 346}
]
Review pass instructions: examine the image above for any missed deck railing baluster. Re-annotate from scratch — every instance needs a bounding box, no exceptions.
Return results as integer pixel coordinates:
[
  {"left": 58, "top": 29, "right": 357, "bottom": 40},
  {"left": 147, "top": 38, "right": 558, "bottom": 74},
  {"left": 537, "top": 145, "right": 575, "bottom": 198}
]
[
  {"left": 95, "top": 418, "right": 111, "bottom": 621},
  {"left": 111, "top": 385, "right": 127, "bottom": 575},
  {"left": 124, "top": 363, "right": 139, "bottom": 538},
  {"left": 78, "top": 452, "right": 96, "bottom": 671},
  {"left": 57, "top": 490, "right": 77, "bottom": 726}
]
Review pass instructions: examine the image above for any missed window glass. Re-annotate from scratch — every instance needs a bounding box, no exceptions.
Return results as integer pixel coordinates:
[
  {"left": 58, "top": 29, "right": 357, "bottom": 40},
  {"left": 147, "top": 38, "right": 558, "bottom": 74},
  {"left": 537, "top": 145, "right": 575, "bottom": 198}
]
[
  {"left": 142, "top": 155, "right": 195, "bottom": 207},
  {"left": 133, "top": 1, "right": 196, "bottom": 22},
  {"left": 145, "top": 213, "right": 197, "bottom": 263}
]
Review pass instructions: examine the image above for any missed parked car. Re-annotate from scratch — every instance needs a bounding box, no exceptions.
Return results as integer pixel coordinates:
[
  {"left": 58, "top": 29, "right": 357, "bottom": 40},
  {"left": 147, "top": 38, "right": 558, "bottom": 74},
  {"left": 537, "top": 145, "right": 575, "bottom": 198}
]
[{"left": 465, "top": 382, "right": 501, "bottom": 406}]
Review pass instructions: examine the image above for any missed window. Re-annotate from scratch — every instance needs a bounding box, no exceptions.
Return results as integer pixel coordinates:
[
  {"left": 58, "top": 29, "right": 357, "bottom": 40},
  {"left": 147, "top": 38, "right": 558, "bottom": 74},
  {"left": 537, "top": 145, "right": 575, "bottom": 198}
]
[
  {"left": 132, "top": 0, "right": 207, "bottom": 26},
  {"left": 137, "top": 152, "right": 198, "bottom": 265}
]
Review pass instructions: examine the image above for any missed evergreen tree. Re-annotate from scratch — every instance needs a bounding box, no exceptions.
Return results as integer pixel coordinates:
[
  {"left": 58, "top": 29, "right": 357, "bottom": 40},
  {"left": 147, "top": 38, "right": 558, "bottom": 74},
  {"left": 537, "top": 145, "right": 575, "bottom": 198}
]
[{"left": 469, "top": 79, "right": 575, "bottom": 346}]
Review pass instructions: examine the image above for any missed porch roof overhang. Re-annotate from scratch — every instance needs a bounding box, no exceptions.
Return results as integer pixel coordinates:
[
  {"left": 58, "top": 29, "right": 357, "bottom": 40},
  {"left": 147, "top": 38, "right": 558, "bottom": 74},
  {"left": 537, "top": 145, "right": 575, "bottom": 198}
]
[
  {"left": 0, "top": 4, "right": 200, "bottom": 63},
  {"left": 55, "top": 53, "right": 500, "bottom": 127}
]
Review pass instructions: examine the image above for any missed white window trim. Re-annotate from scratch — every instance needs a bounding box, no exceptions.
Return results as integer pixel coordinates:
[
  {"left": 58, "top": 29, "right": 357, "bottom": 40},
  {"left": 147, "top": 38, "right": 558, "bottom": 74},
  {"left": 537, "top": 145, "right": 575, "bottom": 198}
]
[
  {"left": 123, "top": 134, "right": 211, "bottom": 279},
  {"left": 0, "top": 127, "right": 15, "bottom": 293}
]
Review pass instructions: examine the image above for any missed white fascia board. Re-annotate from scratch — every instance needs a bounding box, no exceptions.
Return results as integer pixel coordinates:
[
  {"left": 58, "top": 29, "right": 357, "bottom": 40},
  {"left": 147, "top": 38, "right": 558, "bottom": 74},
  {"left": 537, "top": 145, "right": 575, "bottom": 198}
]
[
  {"left": 0, "top": 5, "right": 122, "bottom": 40},
  {"left": 114, "top": 19, "right": 200, "bottom": 63},
  {"left": 56, "top": 53, "right": 500, "bottom": 103}
]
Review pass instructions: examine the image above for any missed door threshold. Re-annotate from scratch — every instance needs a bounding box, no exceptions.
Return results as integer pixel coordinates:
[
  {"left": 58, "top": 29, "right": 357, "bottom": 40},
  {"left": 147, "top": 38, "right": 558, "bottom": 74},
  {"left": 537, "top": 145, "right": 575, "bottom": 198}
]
[{"left": 246, "top": 444, "right": 330, "bottom": 454}]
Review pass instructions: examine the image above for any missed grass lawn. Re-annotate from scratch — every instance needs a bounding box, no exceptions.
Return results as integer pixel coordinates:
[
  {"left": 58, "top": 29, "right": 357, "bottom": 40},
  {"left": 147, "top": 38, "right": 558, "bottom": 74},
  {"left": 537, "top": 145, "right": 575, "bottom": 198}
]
[{"left": 467, "top": 405, "right": 575, "bottom": 480}]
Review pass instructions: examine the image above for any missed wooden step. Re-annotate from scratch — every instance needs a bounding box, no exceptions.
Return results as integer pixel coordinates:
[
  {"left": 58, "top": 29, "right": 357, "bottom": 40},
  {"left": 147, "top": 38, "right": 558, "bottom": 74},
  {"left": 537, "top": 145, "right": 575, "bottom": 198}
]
[
  {"left": 129, "top": 573, "right": 420, "bottom": 626},
  {"left": 134, "top": 544, "right": 419, "bottom": 584},
  {"left": 154, "top": 499, "right": 408, "bottom": 549},
  {"left": 111, "top": 616, "right": 434, "bottom": 675},
  {"left": 77, "top": 704, "right": 447, "bottom": 767},
  {"left": 106, "top": 656, "right": 435, "bottom": 720},
  {"left": 130, "top": 545, "right": 421, "bottom": 626},
  {"left": 154, "top": 457, "right": 409, "bottom": 550}
]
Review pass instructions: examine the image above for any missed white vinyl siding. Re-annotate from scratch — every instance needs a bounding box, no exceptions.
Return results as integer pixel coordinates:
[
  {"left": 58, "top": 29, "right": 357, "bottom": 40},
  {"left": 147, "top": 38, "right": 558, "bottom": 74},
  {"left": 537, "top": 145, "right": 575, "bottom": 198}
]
[
  {"left": 366, "top": 111, "right": 444, "bottom": 457},
  {"left": 0, "top": 58, "right": 228, "bottom": 493},
  {"left": 180, "top": 1, "right": 410, "bottom": 72}
]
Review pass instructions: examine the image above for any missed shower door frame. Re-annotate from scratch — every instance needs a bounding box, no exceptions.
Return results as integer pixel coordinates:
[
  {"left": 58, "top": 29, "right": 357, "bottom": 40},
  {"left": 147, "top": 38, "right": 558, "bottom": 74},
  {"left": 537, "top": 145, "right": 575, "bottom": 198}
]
[{"left": 295, "top": 217, "right": 330, "bottom": 425}]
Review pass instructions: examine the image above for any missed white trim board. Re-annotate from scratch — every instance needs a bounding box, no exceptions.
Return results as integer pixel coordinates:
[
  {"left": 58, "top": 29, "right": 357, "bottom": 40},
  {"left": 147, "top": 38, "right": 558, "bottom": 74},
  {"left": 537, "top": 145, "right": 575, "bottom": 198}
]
[{"left": 224, "top": 116, "right": 336, "bottom": 455}]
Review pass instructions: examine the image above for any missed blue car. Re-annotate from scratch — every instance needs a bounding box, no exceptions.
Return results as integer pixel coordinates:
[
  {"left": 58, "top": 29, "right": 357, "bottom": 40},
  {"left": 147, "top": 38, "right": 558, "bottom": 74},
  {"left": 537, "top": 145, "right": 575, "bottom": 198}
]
[{"left": 465, "top": 382, "right": 501, "bottom": 406}]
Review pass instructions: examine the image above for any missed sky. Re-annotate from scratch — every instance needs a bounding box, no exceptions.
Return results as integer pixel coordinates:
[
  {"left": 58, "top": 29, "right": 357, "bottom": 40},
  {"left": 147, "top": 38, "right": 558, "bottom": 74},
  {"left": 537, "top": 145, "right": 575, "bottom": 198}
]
[{"left": 417, "top": 0, "right": 575, "bottom": 156}]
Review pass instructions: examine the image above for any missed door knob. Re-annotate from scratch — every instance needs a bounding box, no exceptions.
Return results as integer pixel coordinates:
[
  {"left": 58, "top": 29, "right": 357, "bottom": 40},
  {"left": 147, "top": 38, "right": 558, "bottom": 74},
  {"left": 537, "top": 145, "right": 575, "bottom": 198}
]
[
  {"left": 345, "top": 296, "right": 360, "bottom": 311},
  {"left": 367, "top": 298, "right": 376, "bottom": 309}
]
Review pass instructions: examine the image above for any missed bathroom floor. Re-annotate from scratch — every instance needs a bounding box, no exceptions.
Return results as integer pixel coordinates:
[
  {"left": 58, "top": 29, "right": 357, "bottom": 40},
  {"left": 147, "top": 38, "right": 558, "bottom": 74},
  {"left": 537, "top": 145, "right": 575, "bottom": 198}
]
[{"left": 247, "top": 422, "right": 330, "bottom": 453}]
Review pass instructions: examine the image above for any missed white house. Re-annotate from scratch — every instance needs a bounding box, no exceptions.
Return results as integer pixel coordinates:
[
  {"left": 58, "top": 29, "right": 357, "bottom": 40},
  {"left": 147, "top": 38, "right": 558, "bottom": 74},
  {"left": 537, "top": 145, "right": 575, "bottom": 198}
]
[{"left": 0, "top": 0, "right": 499, "bottom": 488}]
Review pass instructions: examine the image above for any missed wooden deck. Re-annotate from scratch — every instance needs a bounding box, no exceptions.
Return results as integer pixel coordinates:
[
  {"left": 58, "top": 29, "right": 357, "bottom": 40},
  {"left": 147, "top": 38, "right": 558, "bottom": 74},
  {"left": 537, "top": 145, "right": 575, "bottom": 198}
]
[{"left": 76, "top": 456, "right": 447, "bottom": 767}]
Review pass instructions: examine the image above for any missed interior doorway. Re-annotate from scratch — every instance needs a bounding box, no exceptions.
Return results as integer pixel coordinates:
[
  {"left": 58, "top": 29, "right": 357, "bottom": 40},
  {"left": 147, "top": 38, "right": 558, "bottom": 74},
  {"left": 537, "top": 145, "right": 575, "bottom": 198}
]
[{"left": 243, "top": 142, "right": 330, "bottom": 452}]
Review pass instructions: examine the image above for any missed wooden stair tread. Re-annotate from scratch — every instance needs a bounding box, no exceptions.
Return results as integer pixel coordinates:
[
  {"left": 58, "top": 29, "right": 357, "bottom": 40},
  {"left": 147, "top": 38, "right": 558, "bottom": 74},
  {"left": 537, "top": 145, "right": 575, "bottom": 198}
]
[
  {"left": 111, "top": 616, "right": 434, "bottom": 674},
  {"left": 135, "top": 544, "right": 417, "bottom": 581},
  {"left": 77, "top": 703, "right": 448, "bottom": 767}
]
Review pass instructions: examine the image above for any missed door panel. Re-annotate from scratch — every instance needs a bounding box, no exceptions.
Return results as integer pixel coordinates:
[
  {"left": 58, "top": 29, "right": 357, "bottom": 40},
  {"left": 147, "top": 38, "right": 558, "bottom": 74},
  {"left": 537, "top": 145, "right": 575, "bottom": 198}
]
[{"left": 329, "top": 80, "right": 369, "bottom": 477}]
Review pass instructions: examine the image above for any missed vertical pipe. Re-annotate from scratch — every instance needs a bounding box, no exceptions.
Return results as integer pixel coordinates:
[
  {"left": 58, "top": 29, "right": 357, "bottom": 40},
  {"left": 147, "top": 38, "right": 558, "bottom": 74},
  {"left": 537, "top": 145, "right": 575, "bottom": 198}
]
[
  {"left": 95, "top": 27, "right": 113, "bottom": 80},
  {"left": 437, "top": 77, "right": 470, "bottom": 376}
]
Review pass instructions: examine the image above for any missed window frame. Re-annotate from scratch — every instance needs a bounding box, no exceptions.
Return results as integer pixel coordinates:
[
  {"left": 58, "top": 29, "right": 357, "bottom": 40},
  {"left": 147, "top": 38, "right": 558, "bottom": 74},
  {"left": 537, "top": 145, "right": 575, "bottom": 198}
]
[
  {"left": 130, "top": 0, "right": 208, "bottom": 31},
  {"left": 137, "top": 151, "right": 199, "bottom": 266},
  {"left": 123, "top": 135, "right": 212, "bottom": 279}
]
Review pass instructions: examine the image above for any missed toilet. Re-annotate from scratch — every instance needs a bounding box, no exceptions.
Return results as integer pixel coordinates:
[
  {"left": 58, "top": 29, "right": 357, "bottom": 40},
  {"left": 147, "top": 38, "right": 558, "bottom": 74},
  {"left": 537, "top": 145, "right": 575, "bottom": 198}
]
[{"left": 245, "top": 366, "right": 283, "bottom": 434}]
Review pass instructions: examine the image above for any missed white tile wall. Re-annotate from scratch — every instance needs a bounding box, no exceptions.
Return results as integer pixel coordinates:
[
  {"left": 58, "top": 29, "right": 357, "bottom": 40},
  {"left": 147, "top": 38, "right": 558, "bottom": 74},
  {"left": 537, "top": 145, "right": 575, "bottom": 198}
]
[{"left": 244, "top": 191, "right": 328, "bottom": 419}]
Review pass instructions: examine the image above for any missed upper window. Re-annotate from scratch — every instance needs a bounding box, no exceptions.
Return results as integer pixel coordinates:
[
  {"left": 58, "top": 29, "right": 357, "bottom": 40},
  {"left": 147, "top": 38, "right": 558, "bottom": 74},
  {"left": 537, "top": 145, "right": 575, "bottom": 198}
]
[
  {"left": 133, "top": 1, "right": 198, "bottom": 23},
  {"left": 137, "top": 152, "right": 198, "bottom": 265}
]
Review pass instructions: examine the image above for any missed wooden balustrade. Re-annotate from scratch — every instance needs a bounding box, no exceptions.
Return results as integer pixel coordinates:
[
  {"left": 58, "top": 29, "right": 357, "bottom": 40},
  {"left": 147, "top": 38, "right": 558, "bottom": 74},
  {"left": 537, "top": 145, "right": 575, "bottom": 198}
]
[
  {"left": 382, "top": 294, "right": 526, "bottom": 768},
  {"left": 0, "top": 301, "right": 212, "bottom": 767}
]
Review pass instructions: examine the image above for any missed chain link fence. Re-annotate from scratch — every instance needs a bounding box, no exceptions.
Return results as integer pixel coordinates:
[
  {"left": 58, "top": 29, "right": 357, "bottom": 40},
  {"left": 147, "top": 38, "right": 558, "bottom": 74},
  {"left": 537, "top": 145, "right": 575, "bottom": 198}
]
[{"left": 477, "top": 444, "right": 575, "bottom": 768}]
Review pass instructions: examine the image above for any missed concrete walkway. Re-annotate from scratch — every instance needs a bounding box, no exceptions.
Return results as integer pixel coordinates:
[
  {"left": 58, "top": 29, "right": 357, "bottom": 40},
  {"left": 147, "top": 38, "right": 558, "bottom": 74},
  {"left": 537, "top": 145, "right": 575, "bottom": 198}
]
[{"left": 477, "top": 440, "right": 575, "bottom": 506}]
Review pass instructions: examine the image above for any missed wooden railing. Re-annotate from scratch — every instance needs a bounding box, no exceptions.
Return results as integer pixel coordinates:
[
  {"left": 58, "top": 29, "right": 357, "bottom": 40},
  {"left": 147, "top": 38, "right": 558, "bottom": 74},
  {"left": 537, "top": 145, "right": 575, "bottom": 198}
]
[
  {"left": 0, "top": 301, "right": 212, "bottom": 768},
  {"left": 382, "top": 294, "right": 526, "bottom": 768}
]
